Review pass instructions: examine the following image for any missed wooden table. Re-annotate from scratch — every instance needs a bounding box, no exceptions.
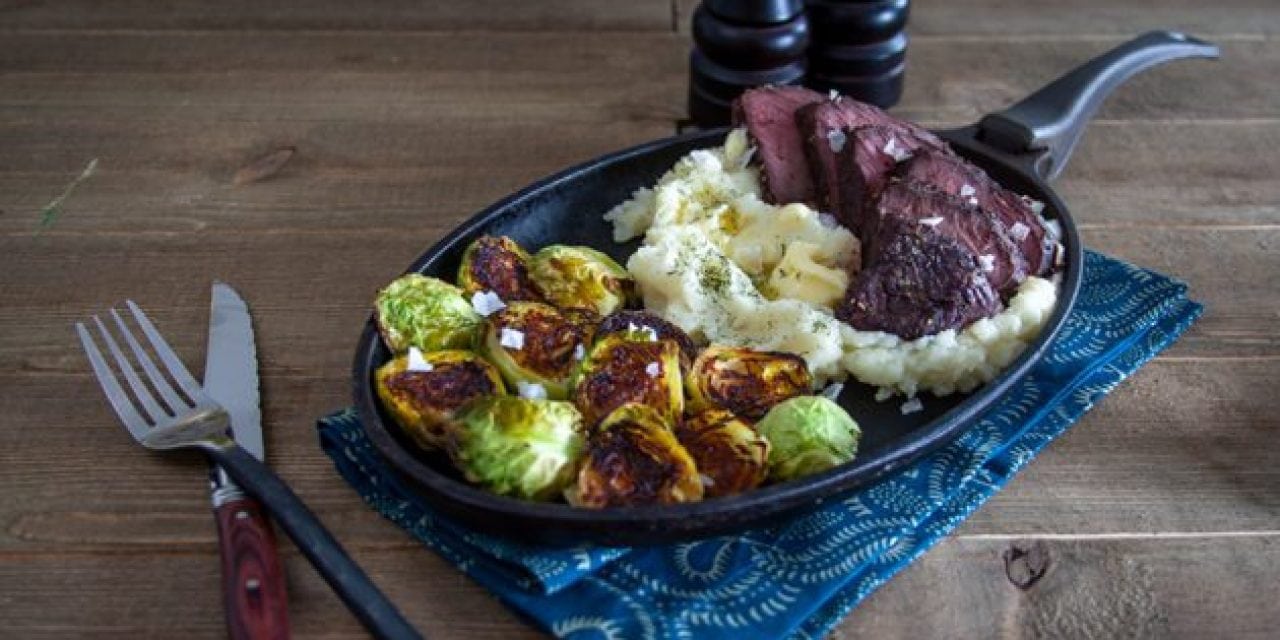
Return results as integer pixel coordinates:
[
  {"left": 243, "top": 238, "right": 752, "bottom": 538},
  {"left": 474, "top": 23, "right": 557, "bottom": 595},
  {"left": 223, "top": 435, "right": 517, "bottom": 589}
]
[{"left": 2, "top": 1, "right": 1277, "bottom": 637}]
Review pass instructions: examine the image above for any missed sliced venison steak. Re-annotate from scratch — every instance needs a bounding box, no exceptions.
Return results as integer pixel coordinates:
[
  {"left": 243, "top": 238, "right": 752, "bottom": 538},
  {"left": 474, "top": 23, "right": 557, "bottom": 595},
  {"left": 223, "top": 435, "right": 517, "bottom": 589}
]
[
  {"left": 869, "top": 181, "right": 1029, "bottom": 293},
  {"left": 822, "top": 125, "right": 949, "bottom": 235},
  {"left": 837, "top": 216, "right": 1002, "bottom": 340},
  {"left": 896, "top": 148, "right": 1056, "bottom": 275},
  {"left": 731, "top": 85, "right": 827, "bottom": 206}
]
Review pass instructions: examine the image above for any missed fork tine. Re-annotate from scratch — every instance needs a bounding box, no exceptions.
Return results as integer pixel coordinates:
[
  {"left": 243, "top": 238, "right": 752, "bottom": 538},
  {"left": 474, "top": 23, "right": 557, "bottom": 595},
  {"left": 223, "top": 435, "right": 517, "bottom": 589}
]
[
  {"left": 93, "top": 315, "right": 171, "bottom": 426},
  {"left": 110, "top": 308, "right": 189, "bottom": 414},
  {"left": 125, "top": 299, "right": 205, "bottom": 401},
  {"left": 77, "top": 321, "right": 152, "bottom": 443}
]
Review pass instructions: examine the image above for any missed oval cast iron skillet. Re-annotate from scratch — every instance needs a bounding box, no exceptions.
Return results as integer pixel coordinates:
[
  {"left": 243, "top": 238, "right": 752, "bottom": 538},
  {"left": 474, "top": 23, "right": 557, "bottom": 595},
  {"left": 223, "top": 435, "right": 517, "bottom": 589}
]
[{"left": 352, "top": 32, "right": 1218, "bottom": 546}]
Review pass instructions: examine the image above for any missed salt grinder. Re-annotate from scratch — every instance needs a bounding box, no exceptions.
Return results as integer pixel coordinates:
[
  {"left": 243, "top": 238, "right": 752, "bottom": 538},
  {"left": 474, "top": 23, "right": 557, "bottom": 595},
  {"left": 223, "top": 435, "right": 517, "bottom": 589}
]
[
  {"left": 687, "top": 0, "right": 809, "bottom": 127},
  {"left": 805, "top": 0, "right": 910, "bottom": 107}
]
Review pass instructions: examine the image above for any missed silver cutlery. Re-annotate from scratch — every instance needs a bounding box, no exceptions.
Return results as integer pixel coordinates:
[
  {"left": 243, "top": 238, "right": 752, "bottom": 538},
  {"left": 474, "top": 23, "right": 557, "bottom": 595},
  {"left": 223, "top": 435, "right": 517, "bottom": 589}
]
[
  {"left": 202, "top": 283, "right": 290, "bottom": 640},
  {"left": 77, "top": 299, "right": 421, "bottom": 640}
]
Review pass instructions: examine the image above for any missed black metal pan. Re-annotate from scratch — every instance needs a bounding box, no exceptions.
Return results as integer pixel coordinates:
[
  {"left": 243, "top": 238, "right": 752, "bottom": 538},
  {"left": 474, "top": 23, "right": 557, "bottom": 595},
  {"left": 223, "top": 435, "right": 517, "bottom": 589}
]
[{"left": 352, "top": 31, "right": 1217, "bottom": 546}]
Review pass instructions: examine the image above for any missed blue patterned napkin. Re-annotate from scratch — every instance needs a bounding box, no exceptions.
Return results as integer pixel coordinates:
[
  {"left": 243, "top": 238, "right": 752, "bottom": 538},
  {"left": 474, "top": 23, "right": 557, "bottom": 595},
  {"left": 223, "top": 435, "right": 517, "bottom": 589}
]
[{"left": 318, "top": 250, "right": 1201, "bottom": 639}]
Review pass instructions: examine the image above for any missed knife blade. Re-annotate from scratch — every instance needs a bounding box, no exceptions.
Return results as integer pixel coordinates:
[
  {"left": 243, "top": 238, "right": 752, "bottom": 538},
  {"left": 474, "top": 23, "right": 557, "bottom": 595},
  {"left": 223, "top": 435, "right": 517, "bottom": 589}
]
[{"left": 203, "top": 282, "right": 291, "bottom": 640}]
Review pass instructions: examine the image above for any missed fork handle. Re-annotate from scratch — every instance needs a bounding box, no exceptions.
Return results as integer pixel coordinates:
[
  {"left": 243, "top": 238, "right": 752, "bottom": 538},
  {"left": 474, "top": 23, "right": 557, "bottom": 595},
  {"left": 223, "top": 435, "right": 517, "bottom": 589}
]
[
  {"left": 212, "top": 467, "right": 292, "bottom": 640},
  {"left": 208, "top": 444, "right": 423, "bottom": 640}
]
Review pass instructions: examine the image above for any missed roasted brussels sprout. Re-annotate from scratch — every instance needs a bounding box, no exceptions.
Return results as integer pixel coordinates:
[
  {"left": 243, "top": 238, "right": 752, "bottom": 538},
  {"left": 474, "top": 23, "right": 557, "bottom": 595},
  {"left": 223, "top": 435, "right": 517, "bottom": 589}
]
[
  {"left": 675, "top": 409, "right": 770, "bottom": 498},
  {"left": 755, "top": 396, "right": 860, "bottom": 481},
  {"left": 567, "top": 403, "right": 703, "bottom": 508},
  {"left": 375, "top": 349, "right": 506, "bottom": 451},
  {"left": 529, "top": 245, "right": 636, "bottom": 315},
  {"left": 596, "top": 310, "right": 697, "bottom": 370},
  {"left": 458, "top": 235, "right": 544, "bottom": 303},
  {"left": 572, "top": 334, "right": 683, "bottom": 426},
  {"left": 480, "top": 302, "right": 590, "bottom": 400},
  {"left": 448, "top": 396, "right": 585, "bottom": 501},
  {"left": 685, "top": 345, "right": 813, "bottom": 420},
  {"left": 375, "top": 274, "right": 482, "bottom": 353}
]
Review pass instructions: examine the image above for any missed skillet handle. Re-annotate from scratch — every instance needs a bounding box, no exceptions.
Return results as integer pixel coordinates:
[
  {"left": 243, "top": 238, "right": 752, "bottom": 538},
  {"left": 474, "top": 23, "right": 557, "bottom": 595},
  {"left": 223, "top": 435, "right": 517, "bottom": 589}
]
[{"left": 977, "top": 30, "right": 1218, "bottom": 181}]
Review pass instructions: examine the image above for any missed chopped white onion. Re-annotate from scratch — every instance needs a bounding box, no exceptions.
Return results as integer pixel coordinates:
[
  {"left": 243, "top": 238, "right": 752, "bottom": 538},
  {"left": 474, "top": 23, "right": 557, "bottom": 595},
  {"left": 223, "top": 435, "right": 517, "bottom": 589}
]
[
  {"left": 820, "top": 383, "right": 844, "bottom": 401},
  {"left": 645, "top": 362, "right": 661, "bottom": 377},
  {"left": 470, "top": 290, "right": 506, "bottom": 317},
  {"left": 699, "top": 473, "right": 716, "bottom": 488},
  {"left": 899, "top": 397, "right": 923, "bottom": 415},
  {"left": 919, "top": 216, "right": 945, "bottom": 227},
  {"left": 959, "top": 184, "right": 976, "bottom": 197},
  {"left": 738, "top": 145, "right": 757, "bottom": 170},
  {"left": 826, "top": 129, "right": 847, "bottom": 153},
  {"left": 967, "top": 197, "right": 980, "bottom": 207},
  {"left": 499, "top": 327, "right": 525, "bottom": 350},
  {"left": 1029, "top": 199, "right": 1046, "bottom": 215},
  {"left": 828, "top": 89, "right": 840, "bottom": 101},
  {"left": 516, "top": 381, "right": 547, "bottom": 400},
  {"left": 573, "top": 344, "right": 586, "bottom": 361},
  {"left": 406, "top": 347, "right": 434, "bottom": 372}
]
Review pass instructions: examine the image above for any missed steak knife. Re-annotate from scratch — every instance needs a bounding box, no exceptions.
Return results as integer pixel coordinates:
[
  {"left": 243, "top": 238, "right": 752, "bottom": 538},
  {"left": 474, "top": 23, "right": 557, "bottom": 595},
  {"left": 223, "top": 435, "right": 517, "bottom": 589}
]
[{"left": 204, "top": 282, "right": 291, "bottom": 640}]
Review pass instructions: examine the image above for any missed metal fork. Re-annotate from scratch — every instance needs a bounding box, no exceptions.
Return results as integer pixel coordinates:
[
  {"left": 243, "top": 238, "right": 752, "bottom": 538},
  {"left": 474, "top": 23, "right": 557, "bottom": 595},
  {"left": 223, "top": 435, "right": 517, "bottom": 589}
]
[{"left": 77, "top": 302, "right": 422, "bottom": 640}]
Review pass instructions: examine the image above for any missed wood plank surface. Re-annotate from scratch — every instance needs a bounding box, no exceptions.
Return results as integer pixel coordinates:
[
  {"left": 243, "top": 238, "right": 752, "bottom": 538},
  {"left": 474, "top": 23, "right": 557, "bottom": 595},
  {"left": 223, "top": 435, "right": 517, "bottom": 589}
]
[
  {"left": 1, "top": 1, "right": 1277, "bottom": 638},
  {"left": 677, "top": 0, "right": 1280, "bottom": 36},
  {"left": 0, "top": 0, "right": 673, "bottom": 32}
]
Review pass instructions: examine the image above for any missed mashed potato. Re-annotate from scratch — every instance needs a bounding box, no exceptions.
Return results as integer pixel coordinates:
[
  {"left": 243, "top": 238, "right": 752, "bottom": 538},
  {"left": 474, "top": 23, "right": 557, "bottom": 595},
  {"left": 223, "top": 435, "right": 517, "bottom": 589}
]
[{"left": 605, "top": 129, "right": 1057, "bottom": 398}]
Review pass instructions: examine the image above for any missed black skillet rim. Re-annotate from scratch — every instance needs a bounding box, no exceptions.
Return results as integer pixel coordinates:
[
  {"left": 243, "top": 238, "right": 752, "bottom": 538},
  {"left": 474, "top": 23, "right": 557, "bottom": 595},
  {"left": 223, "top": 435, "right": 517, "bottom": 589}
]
[{"left": 351, "top": 126, "right": 1083, "bottom": 544}]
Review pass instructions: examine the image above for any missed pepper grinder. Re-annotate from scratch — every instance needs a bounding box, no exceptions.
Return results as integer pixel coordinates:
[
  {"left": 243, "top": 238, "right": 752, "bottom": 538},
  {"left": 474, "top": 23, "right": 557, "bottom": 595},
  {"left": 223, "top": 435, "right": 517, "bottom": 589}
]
[
  {"left": 687, "top": 0, "right": 810, "bottom": 127},
  {"left": 804, "top": 0, "right": 910, "bottom": 107}
]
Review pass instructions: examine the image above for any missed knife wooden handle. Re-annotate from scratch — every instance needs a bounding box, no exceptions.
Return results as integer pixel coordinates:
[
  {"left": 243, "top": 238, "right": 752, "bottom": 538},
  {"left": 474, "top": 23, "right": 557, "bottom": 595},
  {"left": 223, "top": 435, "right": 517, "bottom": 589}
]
[
  {"left": 210, "top": 445, "right": 421, "bottom": 639},
  {"left": 215, "top": 495, "right": 292, "bottom": 640}
]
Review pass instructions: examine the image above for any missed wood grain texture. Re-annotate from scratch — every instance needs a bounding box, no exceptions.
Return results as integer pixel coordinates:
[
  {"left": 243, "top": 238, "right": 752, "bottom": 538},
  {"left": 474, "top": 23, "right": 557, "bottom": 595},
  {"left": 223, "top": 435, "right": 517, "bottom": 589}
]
[
  {"left": 1, "top": 1, "right": 1278, "bottom": 638},
  {"left": 677, "top": 0, "right": 1280, "bottom": 36},
  {"left": 0, "top": 0, "right": 673, "bottom": 32}
]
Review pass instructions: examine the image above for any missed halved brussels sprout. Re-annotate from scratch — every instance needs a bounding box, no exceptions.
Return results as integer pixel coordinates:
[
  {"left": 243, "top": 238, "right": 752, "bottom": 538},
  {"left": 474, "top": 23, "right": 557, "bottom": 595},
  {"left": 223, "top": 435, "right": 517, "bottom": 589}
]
[
  {"left": 572, "top": 334, "right": 683, "bottom": 426},
  {"left": 755, "top": 396, "right": 860, "bottom": 481},
  {"left": 685, "top": 345, "right": 813, "bottom": 420},
  {"left": 448, "top": 396, "right": 585, "bottom": 501},
  {"left": 480, "top": 302, "right": 590, "bottom": 400},
  {"left": 675, "top": 409, "right": 770, "bottom": 498},
  {"left": 375, "top": 274, "right": 482, "bottom": 353},
  {"left": 530, "top": 245, "right": 636, "bottom": 316},
  {"left": 457, "top": 235, "right": 544, "bottom": 303},
  {"left": 375, "top": 349, "right": 506, "bottom": 451},
  {"left": 567, "top": 403, "right": 703, "bottom": 508},
  {"left": 596, "top": 310, "right": 697, "bottom": 370}
]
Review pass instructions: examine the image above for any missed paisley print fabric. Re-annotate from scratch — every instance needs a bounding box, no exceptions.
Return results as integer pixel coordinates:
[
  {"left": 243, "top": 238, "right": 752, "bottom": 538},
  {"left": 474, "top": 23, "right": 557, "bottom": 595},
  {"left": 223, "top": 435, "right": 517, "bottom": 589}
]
[{"left": 319, "top": 250, "right": 1202, "bottom": 639}]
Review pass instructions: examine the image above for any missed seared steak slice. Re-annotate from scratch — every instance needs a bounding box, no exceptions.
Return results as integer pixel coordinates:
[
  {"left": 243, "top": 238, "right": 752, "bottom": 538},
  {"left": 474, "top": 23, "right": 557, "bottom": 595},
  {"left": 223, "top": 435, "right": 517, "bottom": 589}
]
[
  {"left": 897, "top": 148, "right": 1056, "bottom": 275},
  {"left": 797, "top": 98, "right": 949, "bottom": 234},
  {"left": 837, "top": 216, "right": 1001, "bottom": 340},
  {"left": 868, "top": 181, "right": 1029, "bottom": 293},
  {"left": 822, "top": 125, "right": 949, "bottom": 235},
  {"left": 731, "top": 86, "right": 827, "bottom": 206}
]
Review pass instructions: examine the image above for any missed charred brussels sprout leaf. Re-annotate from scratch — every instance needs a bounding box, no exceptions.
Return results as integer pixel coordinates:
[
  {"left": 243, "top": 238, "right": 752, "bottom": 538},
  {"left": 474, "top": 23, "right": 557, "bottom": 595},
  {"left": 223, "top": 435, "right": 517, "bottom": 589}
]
[
  {"left": 375, "top": 350, "right": 505, "bottom": 451},
  {"left": 568, "top": 403, "right": 703, "bottom": 508},
  {"left": 755, "top": 396, "right": 860, "bottom": 481},
  {"left": 375, "top": 274, "right": 482, "bottom": 353},
  {"left": 686, "top": 345, "right": 813, "bottom": 420},
  {"left": 597, "top": 309, "right": 697, "bottom": 370},
  {"left": 480, "top": 302, "right": 590, "bottom": 400},
  {"left": 530, "top": 245, "right": 636, "bottom": 315},
  {"left": 572, "top": 334, "right": 683, "bottom": 426},
  {"left": 458, "top": 235, "right": 544, "bottom": 303},
  {"left": 448, "top": 396, "right": 585, "bottom": 501},
  {"left": 676, "top": 409, "right": 770, "bottom": 498}
]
